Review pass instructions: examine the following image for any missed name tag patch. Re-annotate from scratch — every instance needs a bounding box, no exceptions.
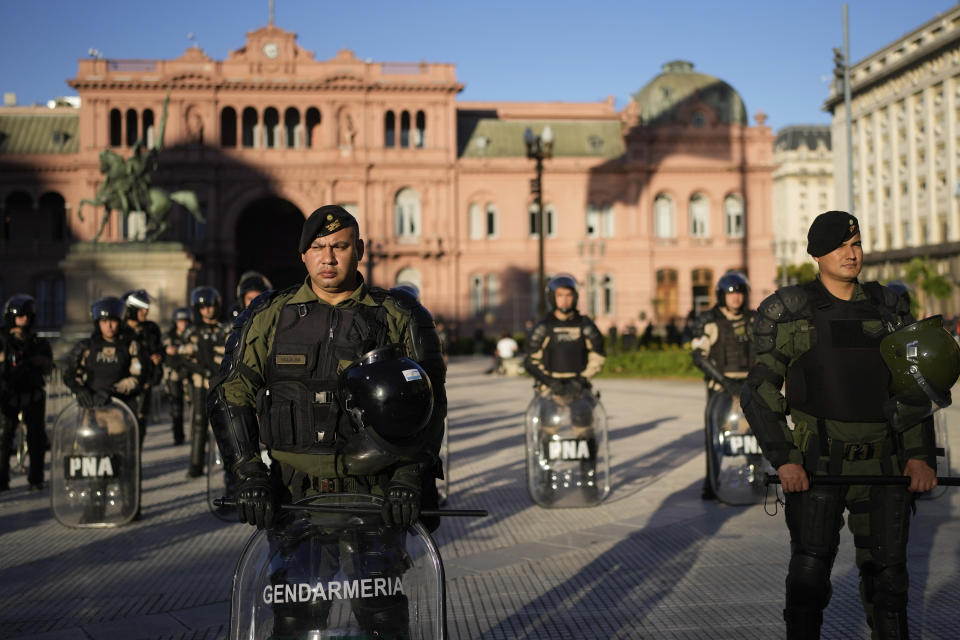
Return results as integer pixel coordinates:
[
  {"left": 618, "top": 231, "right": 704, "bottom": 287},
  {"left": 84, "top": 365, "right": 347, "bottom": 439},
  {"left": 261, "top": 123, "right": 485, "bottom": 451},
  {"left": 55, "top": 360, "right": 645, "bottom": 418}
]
[
  {"left": 401, "top": 368, "right": 422, "bottom": 382},
  {"left": 276, "top": 354, "right": 307, "bottom": 365}
]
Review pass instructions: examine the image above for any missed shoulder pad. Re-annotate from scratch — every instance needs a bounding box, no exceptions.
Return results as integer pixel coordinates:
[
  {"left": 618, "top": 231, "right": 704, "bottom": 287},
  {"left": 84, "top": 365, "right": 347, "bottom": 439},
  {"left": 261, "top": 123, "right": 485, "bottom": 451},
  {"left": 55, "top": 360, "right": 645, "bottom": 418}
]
[
  {"left": 865, "top": 281, "right": 903, "bottom": 312},
  {"left": 385, "top": 286, "right": 418, "bottom": 312},
  {"left": 366, "top": 286, "right": 391, "bottom": 305},
  {"left": 527, "top": 321, "right": 549, "bottom": 350},
  {"left": 690, "top": 309, "right": 715, "bottom": 337},
  {"left": 778, "top": 285, "right": 811, "bottom": 317}
]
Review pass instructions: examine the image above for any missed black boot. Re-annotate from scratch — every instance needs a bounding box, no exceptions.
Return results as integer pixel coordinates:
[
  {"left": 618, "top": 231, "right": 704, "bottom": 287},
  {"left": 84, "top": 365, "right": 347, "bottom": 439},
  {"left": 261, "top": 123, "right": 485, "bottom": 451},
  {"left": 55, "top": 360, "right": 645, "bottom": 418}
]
[
  {"left": 870, "top": 607, "right": 909, "bottom": 640},
  {"left": 784, "top": 607, "right": 823, "bottom": 640},
  {"left": 171, "top": 417, "right": 185, "bottom": 445}
]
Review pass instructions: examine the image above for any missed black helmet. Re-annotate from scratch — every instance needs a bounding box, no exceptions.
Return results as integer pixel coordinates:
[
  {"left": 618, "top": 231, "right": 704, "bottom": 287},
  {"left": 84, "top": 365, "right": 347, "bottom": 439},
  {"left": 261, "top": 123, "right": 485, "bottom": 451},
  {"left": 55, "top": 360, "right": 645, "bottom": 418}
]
[
  {"left": 235, "top": 271, "right": 273, "bottom": 301},
  {"left": 172, "top": 306, "right": 192, "bottom": 323},
  {"left": 190, "top": 286, "right": 221, "bottom": 318},
  {"left": 546, "top": 274, "right": 578, "bottom": 312},
  {"left": 391, "top": 281, "right": 420, "bottom": 301},
  {"left": 881, "top": 315, "right": 960, "bottom": 410},
  {"left": 3, "top": 294, "right": 36, "bottom": 328},
  {"left": 716, "top": 271, "right": 749, "bottom": 310},
  {"left": 122, "top": 289, "right": 151, "bottom": 321},
  {"left": 885, "top": 280, "right": 913, "bottom": 306},
  {"left": 339, "top": 345, "right": 434, "bottom": 457},
  {"left": 91, "top": 296, "right": 125, "bottom": 326}
]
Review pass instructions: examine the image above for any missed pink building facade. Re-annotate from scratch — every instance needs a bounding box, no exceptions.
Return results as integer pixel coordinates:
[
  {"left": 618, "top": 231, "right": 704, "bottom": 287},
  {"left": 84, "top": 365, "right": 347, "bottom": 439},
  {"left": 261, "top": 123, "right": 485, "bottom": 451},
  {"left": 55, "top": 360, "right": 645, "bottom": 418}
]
[{"left": 0, "top": 25, "right": 775, "bottom": 334}]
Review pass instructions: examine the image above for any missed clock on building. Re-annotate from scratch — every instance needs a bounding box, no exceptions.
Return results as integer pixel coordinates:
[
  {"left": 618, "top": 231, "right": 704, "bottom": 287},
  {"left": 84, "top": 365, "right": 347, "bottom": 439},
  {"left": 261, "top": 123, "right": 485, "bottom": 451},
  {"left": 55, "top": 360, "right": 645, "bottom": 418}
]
[{"left": 263, "top": 42, "right": 279, "bottom": 59}]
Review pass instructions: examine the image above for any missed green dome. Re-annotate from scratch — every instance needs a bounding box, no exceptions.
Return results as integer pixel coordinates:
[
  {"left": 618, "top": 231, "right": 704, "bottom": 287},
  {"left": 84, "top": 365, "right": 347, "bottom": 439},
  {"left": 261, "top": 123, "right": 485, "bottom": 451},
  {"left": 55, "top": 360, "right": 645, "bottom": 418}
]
[{"left": 632, "top": 60, "right": 747, "bottom": 126}]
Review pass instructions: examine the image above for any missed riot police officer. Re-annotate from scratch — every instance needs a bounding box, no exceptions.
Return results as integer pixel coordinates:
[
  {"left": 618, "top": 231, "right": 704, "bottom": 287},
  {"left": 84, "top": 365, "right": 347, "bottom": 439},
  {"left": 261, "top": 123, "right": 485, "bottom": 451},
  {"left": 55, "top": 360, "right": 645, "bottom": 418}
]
[
  {"left": 180, "top": 287, "right": 229, "bottom": 477},
  {"left": 0, "top": 295, "right": 53, "bottom": 491},
  {"left": 123, "top": 290, "right": 163, "bottom": 443},
  {"left": 690, "top": 271, "right": 756, "bottom": 499},
  {"left": 740, "top": 211, "right": 945, "bottom": 640},
  {"left": 228, "top": 271, "right": 272, "bottom": 321},
  {"left": 208, "top": 205, "right": 446, "bottom": 637},
  {"left": 162, "top": 306, "right": 191, "bottom": 445},
  {"left": 523, "top": 275, "right": 605, "bottom": 494}
]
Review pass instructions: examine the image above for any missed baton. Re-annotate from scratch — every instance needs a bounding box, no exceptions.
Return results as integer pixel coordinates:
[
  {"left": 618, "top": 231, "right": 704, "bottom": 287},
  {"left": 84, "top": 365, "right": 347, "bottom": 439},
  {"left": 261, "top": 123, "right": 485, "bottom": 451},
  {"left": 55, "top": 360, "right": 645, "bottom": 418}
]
[
  {"left": 765, "top": 474, "right": 960, "bottom": 487},
  {"left": 213, "top": 497, "right": 487, "bottom": 518}
]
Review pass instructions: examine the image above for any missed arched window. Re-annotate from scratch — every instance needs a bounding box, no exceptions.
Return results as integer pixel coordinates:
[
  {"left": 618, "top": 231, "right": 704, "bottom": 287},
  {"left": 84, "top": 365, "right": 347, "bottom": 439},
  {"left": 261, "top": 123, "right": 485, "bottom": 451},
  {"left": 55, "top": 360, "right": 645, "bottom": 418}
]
[
  {"left": 221, "top": 107, "right": 237, "bottom": 147},
  {"left": 470, "top": 274, "right": 484, "bottom": 316},
  {"left": 263, "top": 107, "right": 280, "bottom": 148},
  {"left": 415, "top": 110, "right": 426, "bottom": 148},
  {"left": 485, "top": 202, "right": 498, "bottom": 238},
  {"left": 125, "top": 108, "right": 138, "bottom": 146},
  {"left": 486, "top": 273, "right": 500, "bottom": 310},
  {"left": 284, "top": 107, "right": 300, "bottom": 148},
  {"left": 242, "top": 107, "right": 258, "bottom": 148},
  {"left": 400, "top": 111, "right": 411, "bottom": 148},
  {"left": 468, "top": 203, "right": 483, "bottom": 240},
  {"left": 395, "top": 267, "right": 422, "bottom": 294},
  {"left": 4, "top": 191, "right": 32, "bottom": 242},
  {"left": 724, "top": 193, "right": 744, "bottom": 238},
  {"left": 692, "top": 267, "right": 713, "bottom": 313},
  {"left": 394, "top": 188, "right": 421, "bottom": 239},
  {"left": 142, "top": 109, "right": 155, "bottom": 147},
  {"left": 654, "top": 194, "right": 675, "bottom": 238},
  {"left": 109, "top": 109, "right": 122, "bottom": 147},
  {"left": 305, "top": 108, "right": 321, "bottom": 148},
  {"left": 384, "top": 111, "right": 395, "bottom": 148},
  {"left": 689, "top": 193, "right": 710, "bottom": 238},
  {"left": 529, "top": 202, "right": 558, "bottom": 237},
  {"left": 655, "top": 268, "right": 679, "bottom": 321},
  {"left": 39, "top": 192, "right": 67, "bottom": 242}
]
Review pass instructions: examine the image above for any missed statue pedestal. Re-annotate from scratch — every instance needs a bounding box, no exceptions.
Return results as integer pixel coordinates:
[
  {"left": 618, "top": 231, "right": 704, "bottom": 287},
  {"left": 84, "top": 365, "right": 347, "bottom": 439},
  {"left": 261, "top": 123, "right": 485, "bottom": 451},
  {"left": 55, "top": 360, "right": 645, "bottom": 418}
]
[{"left": 58, "top": 242, "right": 197, "bottom": 342}]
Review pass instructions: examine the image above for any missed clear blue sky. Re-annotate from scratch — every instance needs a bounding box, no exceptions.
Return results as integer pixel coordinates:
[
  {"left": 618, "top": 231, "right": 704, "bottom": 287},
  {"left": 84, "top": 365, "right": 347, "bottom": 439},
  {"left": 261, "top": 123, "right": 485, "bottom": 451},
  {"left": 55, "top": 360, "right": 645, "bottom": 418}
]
[{"left": 2, "top": 0, "right": 957, "bottom": 132}]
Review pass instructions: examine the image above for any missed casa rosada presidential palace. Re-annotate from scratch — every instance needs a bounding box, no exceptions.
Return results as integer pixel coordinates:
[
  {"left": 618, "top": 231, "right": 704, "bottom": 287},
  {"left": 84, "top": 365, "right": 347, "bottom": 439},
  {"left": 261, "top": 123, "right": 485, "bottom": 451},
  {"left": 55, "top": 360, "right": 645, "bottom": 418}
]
[{"left": 0, "top": 21, "right": 776, "bottom": 333}]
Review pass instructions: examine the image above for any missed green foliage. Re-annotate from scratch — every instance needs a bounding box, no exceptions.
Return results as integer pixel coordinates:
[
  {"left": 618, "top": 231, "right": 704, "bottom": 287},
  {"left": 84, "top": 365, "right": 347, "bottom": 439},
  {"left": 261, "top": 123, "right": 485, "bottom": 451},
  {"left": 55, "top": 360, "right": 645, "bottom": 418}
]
[
  {"left": 599, "top": 345, "right": 701, "bottom": 379},
  {"left": 903, "top": 257, "right": 953, "bottom": 300},
  {"left": 778, "top": 262, "right": 817, "bottom": 285}
]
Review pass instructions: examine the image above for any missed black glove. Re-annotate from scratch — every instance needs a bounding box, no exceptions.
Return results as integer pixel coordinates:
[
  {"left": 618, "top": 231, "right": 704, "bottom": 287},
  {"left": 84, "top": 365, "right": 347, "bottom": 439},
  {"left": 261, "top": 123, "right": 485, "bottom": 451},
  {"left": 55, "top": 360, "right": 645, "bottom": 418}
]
[
  {"left": 721, "top": 378, "right": 743, "bottom": 397},
  {"left": 382, "top": 465, "right": 423, "bottom": 528},
  {"left": 75, "top": 387, "right": 96, "bottom": 409},
  {"left": 234, "top": 459, "right": 275, "bottom": 529},
  {"left": 93, "top": 389, "right": 112, "bottom": 407},
  {"left": 548, "top": 379, "right": 567, "bottom": 396},
  {"left": 568, "top": 376, "right": 589, "bottom": 395}
]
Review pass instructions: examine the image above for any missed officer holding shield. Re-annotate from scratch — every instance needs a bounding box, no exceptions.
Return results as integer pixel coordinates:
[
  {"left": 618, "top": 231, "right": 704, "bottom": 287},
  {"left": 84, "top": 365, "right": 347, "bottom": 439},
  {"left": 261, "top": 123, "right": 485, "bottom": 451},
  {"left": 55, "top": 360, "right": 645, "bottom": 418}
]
[
  {"left": 208, "top": 205, "right": 446, "bottom": 637},
  {"left": 690, "top": 271, "right": 756, "bottom": 500},
  {"left": 162, "top": 307, "right": 191, "bottom": 445},
  {"left": 741, "top": 211, "right": 947, "bottom": 640}
]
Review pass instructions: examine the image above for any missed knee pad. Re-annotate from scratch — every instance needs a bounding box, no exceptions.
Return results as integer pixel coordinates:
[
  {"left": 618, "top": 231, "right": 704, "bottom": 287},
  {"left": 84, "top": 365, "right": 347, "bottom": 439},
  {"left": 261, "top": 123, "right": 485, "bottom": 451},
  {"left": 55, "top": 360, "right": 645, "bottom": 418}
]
[
  {"left": 351, "top": 593, "right": 409, "bottom": 635},
  {"left": 786, "top": 552, "right": 833, "bottom": 611}
]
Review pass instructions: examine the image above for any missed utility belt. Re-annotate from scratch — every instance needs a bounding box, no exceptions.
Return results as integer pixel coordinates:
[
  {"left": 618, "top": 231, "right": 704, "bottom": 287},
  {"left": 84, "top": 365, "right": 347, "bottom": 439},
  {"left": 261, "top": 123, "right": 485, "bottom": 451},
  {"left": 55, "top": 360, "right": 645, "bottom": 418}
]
[
  {"left": 282, "top": 465, "right": 389, "bottom": 501},
  {"left": 802, "top": 416, "right": 898, "bottom": 476}
]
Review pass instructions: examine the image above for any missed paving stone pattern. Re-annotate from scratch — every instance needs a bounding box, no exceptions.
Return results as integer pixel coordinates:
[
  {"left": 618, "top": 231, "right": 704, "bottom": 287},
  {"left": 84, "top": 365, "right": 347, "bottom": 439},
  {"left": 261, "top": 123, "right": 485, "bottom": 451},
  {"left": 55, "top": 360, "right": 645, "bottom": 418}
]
[{"left": 1, "top": 357, "right": 958, "bottom": 639}]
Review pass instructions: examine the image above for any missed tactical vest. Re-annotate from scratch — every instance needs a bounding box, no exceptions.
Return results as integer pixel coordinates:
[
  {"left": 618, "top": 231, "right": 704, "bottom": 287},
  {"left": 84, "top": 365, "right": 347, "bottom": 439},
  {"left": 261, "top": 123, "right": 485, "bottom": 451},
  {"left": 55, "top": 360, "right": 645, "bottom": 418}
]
[
  {"left": 541, "top": 315, "right": 591, "bottom": 374},
  {"left": 785, "top": 281, "right": 893, "bottom": 422},
  {"left": 3, "top": 330, "right": 45, "bottom": 391},
  {"left": 191, "top": 322, "right": 228, "bottom": 370},
  {"left": 708, "top": 308, "right": 753, "bottom": 374},
  {"left": 85, "top": 334, "right": 134, "bottom": 395},
  {"left": 257, "top": 298, "right": 387, "bottom": 454}
]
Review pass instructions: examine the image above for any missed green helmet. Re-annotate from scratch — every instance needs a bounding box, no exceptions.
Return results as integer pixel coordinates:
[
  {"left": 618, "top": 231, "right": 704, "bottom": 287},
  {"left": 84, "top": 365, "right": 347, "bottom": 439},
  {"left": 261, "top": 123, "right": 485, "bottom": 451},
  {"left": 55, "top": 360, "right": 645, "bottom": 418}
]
[{"left": 880, "top": 315, "right": 960, "bottom": 409}]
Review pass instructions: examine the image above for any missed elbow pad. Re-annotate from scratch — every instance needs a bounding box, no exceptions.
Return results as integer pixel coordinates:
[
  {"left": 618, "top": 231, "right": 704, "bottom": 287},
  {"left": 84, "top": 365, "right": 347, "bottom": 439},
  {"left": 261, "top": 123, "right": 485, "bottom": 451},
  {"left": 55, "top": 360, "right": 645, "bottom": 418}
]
[{"left": 207, "top": 384, "right": 262, "bottom": 472}]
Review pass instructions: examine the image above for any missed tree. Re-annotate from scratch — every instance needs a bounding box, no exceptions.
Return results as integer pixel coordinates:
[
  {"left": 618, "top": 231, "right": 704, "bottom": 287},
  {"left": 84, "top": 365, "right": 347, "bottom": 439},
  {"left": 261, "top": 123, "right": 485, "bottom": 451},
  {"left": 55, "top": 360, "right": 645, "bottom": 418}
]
[{"left": 902, "top": 256, "right": 954, "bottom": 317}]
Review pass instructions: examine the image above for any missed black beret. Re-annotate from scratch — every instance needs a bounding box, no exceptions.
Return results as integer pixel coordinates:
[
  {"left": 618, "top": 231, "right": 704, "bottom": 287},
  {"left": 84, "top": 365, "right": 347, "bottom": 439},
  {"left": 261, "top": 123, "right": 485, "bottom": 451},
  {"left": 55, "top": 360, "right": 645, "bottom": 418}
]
[
  {"left": 807, "top": 210, "right": 859, "bottom": 257},
  {"left": 298, "top": 205, "right": 359, "bottom": 253}
]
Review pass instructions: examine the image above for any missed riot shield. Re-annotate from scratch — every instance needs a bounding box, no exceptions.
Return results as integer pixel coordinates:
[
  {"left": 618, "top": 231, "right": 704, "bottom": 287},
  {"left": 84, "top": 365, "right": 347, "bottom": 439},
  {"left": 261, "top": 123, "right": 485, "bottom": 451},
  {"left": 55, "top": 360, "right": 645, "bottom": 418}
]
[
  {"left": 51, "top": 399, "right": 140, "bottom": 528},
  {"left": 524, "top": 386, "right": 609, "bottom": 508},
  {"left": 920, "top": 411, "right": 951, "bottom": 501},
  {"left": 437, "top": 418, "right": 449, "bottom": 506},
  {"left": 14, "top": 413, "right": 28, "bottom": 474},
  {"left": 706, "top": 391, "right": 773, "bottom": 505},
  {"left": 229, "top": 494, "right": 446, "bottom": 640}
]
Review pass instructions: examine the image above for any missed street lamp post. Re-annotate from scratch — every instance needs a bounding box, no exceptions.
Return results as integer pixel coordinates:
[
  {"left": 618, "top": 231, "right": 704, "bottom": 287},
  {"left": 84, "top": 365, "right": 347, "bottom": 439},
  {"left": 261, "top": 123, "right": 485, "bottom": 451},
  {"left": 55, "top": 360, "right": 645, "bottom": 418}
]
[{"left": 524, "top": 125, "right": 554, "bottom": 316}]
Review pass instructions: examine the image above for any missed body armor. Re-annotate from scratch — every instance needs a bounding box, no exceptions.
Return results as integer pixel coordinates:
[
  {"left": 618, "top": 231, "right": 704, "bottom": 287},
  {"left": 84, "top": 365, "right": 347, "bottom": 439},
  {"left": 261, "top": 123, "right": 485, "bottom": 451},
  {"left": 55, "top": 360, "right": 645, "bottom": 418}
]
[
  {"left": 785, "top": 281, "right": 892, "bottom": 422},
  {"left": 538, "top": 315, "right": 593, "bottom": 375},
  {"left": 78, "top": 334, "right": 138, "bottom": 398},
  {"left": 258, "top": 300, "right": 386, "bottom": 454},
  {"left": 707, "top": 307, "right": 753, "bottom": 374}
]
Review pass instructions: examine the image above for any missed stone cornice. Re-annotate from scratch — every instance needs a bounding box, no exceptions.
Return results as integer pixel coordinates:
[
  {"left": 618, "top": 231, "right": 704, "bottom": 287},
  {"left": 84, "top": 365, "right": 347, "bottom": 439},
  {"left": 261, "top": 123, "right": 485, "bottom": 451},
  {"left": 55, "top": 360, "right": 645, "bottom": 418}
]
[{"left": 68, "top": 78, "right": 463, "bottom": 94}]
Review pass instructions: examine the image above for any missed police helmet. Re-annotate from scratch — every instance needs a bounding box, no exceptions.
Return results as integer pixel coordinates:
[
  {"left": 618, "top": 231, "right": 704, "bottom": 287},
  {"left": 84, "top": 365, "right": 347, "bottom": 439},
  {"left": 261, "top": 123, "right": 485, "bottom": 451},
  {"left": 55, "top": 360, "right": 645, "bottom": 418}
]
[
  {"left": 546, "top": 274, "right": 578, "bottom": 313},
  {"left": 391, "top": 281, "right": 420, "bottom": 301},
  {"left": 172, "top": 306, "right": 192, "bottom": 323},
  {"left": 91, "top": 296, "right": 125, "bottom": 326},
  {"left": 235, "top": 271, "right": 273, "bottom": 300},
  {"left": 339, "top": 345, "right": 434, "bottom": 455},
  {"left": 122, "top": 289, "right": 151, "bottom": 321},
  {"left": 716, "top": 271, "right": 749, "bottom": 310},
  {"left": 885, "top": 280, "right": 913, "bottom": 306},
  {"left": 881, "top": 315, "right": 960, "bottom": 409},
  {"left": 3, "top": 294, "right": 36, "bottom": 328},
  {"left": 190, "top": 286, "right": 221, "bottom": 318}
]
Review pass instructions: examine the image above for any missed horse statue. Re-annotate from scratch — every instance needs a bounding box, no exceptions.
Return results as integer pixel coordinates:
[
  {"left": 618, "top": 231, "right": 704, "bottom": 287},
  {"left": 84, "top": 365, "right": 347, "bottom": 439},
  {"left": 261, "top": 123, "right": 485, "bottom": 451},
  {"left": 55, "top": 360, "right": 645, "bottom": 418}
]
[{"left": 76, "top": 92, "right": 205, "bottom": 243}]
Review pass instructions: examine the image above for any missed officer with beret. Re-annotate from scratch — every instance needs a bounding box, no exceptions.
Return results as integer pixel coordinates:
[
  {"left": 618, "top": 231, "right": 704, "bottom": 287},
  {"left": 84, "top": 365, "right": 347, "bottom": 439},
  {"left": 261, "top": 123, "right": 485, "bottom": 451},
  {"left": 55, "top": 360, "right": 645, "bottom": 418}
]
[
  {"left": 741, "top": 211, "right": 939, "bottom": 639},
  {"left": 208, "top": 205, "right": 446, "bottom": 637}
]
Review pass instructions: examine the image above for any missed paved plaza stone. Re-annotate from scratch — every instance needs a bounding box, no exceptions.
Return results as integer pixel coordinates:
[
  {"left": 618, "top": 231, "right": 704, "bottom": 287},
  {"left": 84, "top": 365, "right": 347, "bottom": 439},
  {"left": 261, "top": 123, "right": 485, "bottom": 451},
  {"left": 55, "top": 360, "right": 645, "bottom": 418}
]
[{"left": 1, "top": 356, "right": 958, "bottom": 639}]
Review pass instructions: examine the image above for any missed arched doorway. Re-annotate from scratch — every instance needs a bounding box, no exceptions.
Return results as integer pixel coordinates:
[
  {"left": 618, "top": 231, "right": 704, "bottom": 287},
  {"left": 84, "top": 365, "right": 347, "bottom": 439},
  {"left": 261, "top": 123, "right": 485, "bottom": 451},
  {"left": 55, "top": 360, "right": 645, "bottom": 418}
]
[{"left": 235, "top": 196, "right": 305, "bottom": 296}]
